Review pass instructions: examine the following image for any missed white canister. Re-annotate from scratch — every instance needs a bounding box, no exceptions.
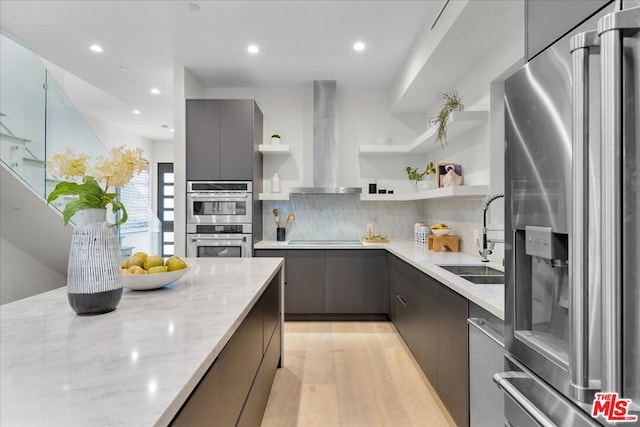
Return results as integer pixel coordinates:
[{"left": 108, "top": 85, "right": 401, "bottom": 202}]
[{"left": 271, "top": 172, "right": 281, "bottom": 193}]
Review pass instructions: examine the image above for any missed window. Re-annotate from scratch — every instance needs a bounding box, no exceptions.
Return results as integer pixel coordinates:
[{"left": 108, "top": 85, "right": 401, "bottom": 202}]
[{"left": 157, "top": 163, "right": 174, "bottom": 257}]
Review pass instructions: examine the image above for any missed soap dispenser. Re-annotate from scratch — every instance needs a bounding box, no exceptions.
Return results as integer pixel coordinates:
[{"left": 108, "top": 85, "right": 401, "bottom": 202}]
[{"left": 271, "top": 172, "right": 281, "bottom": 193}]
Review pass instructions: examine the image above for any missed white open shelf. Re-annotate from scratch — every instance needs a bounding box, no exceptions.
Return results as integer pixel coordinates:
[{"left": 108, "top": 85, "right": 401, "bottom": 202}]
[
  {"left": 360, "top": 185, "right": 490, "bottom": 201},
  {"left": 359, "top": 111, "right": 488, "bottom": 156},
  {"left": 259, "top": 192, "right": 290, "bottom": 201},
  {"left": 259, "top": 144, "right": 291, "bottom": 154}
]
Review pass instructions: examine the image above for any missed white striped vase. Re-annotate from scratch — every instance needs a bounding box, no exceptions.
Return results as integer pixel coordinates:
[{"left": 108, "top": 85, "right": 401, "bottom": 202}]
[{"left": 67, "top": 208, "right": 123, "bottom": 315}]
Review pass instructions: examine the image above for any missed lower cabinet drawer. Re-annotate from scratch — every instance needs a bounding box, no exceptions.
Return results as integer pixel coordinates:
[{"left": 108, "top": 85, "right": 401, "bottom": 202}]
[{"left": 237, "top": 321, "right": 282, "bottom": 427}]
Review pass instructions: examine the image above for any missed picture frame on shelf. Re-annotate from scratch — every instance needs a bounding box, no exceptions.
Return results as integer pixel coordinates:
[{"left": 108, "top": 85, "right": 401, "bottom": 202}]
[{"left": 436, "top": 163, "right": 463, "bottom": 188}]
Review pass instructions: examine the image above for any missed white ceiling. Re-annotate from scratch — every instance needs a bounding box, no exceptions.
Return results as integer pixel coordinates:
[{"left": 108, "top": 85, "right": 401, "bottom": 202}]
[{"left": 0, "top": 1, "right": 442, "bottom": 141}]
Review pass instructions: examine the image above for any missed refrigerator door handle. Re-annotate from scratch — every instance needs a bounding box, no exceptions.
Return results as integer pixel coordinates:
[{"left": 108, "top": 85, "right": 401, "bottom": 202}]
[
  {"left": 493, "top": 372, "right": 557, "bottom": 427},
  {"left": 597, "top": 5, "right": 640, "bottom": 396},
  {"left": 569, "top": 30, "right": 600, "bottom": 402}
]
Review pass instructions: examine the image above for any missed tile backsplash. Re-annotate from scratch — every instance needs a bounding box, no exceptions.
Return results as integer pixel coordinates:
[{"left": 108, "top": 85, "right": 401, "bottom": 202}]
[
  {"left": 260, "top": 194, "right": 505, "bottom": 263},
  {"left": 262, "top": 194, "right": 423, "bottom": 241}
]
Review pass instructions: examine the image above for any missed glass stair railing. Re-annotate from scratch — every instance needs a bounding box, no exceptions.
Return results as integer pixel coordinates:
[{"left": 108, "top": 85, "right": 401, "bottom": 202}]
[{"left": 0, "top": 34, "right": 161, "bottom": 257}]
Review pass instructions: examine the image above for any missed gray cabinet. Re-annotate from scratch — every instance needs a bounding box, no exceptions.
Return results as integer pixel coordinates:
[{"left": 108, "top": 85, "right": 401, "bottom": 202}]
[
  {"left": 525, "top": 0, "right": 610, "bottom": 61},
  {"left": 364, "top": 250, "right": 389, "bottom": 313},
  {"left": 438, "top": 285, "right": 469, "bottom": 427},
  {"left": 186, "top": 99, "right": 263, "bottom": 181},
  {"left": 286, "top": 250, "right": 326, "bottom": 314},
  {"left": 186, "top": 100, "right": 220, "bottom": 181},
  {"left": 387, "top": 253, "right": 398, "bottom": 323},
  {"left": 326, "top": 250, "right": 364, "bottom": 313},
  {"left": 417, "top": 273, "right": 439, "bottom": 387},
  {"left": 256, "top": 249, "right": 388, "bottom": 316},
  {"left": 172, "top": 272, "right": 282, "bottom": 427}
]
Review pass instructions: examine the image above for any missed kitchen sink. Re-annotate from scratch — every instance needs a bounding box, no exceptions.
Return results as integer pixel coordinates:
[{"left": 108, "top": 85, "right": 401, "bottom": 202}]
[
  {"left": 287, "top": 240, "right": 364, "bottom": 246},
  {"left": 457, "top": 274, "right": 505, "bottom": 285},
  {"left": 437, "top": 264, "right": 504, "bottom": 285}
]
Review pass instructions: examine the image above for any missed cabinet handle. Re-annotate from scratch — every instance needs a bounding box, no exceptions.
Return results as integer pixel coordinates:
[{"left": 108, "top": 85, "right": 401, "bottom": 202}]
[{"left": 395, "top": 293, "right": 407, "bottom": 306}]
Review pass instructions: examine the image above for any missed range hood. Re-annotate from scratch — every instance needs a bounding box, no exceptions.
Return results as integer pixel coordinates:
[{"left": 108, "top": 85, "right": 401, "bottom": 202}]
[{"left": 290, "top": 81, "right": 362, "bottom": 194}]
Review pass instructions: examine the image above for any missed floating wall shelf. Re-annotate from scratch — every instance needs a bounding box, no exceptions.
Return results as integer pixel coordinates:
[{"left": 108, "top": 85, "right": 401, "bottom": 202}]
[
  {"left": 259, "top": 193, "right": 290, "bottom": 201},
  {"left": 259, "top": 144, "right": 291, "bottom": 155},
  {"left": 359, "top": 111, "right": 488, "bottom": 156},
  {"left": 360, "top": 185, "right": 490, "bottom": 202}
]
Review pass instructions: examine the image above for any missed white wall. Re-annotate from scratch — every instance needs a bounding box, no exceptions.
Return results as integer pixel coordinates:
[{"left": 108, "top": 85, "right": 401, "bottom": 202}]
[{"left": 1, "top": 238, "right": 65, "bottom": 305}]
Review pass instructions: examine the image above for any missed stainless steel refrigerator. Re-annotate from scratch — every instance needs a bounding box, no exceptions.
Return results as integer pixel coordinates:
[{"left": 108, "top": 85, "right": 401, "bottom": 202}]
[{"left": 497, "top": 2, "right": 640, "bottom": 426}]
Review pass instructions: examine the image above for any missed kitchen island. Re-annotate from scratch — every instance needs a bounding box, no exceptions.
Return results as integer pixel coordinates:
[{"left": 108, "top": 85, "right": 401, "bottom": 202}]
[{"left": 0, "top": 257, "right": 284, "bottom": 427}]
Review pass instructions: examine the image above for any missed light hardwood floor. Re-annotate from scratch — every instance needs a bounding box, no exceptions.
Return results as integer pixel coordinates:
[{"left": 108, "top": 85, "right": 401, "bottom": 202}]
[{"left": 261, "top": 321, "right": 457, "bottom": 427}]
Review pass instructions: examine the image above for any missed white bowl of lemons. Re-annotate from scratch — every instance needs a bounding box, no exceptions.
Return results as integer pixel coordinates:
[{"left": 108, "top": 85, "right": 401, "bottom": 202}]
[
  {"left": 431, "top": 223, "right": 452, "bottom": 236},
  {"left": 122, "top": 253, "right": 191, "bottom": 290}
]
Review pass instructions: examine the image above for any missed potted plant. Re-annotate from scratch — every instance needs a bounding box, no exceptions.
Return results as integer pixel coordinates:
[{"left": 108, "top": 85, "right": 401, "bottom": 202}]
[
  {"left": 405, "top": 162, "right": 436, "bottom": 191},
  {"left": 436, "top": 90, "right": 463, "bottom": 145},
  {"left": 271, "top": 134, "right": 281, "bottom": 144}
]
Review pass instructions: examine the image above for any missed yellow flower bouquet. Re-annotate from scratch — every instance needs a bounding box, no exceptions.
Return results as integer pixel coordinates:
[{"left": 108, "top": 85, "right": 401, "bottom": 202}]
[{"left": 47, "top": 146, "right": 147, "bottom": 226}]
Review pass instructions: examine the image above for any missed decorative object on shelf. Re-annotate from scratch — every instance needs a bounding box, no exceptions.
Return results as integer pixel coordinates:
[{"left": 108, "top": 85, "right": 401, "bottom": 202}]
[
  {"left": 405, "top": 162, "right": 436, "bottom": 191},
  {"left": 427, "top": 117, "right": 438, "bottom": 129},
  {"left": 368, "top": 179, "right": 377, "bottom": 194},
  {"left": 271, "top": 171, "right": 281, "bottom": 193},
  {"left": 436, "top": 89, "right": 464, "bottom": 146},
  {"left": 46, "top": 146, "right": 147, "bottom": 315},
  {"left": 270, "top": 134, "right": 281, "bottom": 144},
  {"left": 436, "top": 163, "right": 463, "bottom": 188}
]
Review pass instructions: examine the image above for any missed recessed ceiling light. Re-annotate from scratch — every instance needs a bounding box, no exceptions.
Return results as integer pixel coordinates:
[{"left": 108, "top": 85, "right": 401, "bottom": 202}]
[
  {"left": 188, "top": 3, "right": 200, "bottom": 11},
  {"left": 353, "top": 41, "right": 366, "bottom": 52},
  {"left": 247, "top": 44, "right": 259, "bottom": 54},
  {"left": 150, "top": 88, "right": 161, "bottom": 95},
  {"left": 169, "top": 128, "right": 175, "bottom": 133},
  {"left": 89, "top": 44, "right": 103, "bottom": 53},
  {"left": 132, "top": 110, "right": 141, "bottom": 115}
]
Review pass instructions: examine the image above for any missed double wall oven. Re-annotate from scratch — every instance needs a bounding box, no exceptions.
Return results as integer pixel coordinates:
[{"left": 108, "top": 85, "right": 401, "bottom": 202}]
[{"left": 186, "top": 181, "right": 253, "bottom": 258}]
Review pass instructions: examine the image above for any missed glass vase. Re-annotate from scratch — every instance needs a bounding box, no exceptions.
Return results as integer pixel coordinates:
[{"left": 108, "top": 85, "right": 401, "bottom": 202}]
[{"left": 67, "top": 208, "right": 123, "bottom": 315}]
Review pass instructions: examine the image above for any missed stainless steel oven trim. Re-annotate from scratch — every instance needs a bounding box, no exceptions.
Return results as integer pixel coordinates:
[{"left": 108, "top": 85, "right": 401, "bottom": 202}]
[
  {"left": 187, "top": 181, "right": 252, "bottom": 193},
  {"left": 186, "top": 233, "right": 252, "bottom": 258},
  {"left": 186, "top": 193, "right": 253, "bottom": 224}
]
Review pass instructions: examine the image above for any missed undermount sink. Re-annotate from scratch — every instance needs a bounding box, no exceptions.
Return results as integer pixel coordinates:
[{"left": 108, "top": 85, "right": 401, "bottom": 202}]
[
  {"left": 437, "top": 265, "right": 504, "bottom": 285},
  {"left": 287, "top": 240, "right": 364, "bottom": 246}
]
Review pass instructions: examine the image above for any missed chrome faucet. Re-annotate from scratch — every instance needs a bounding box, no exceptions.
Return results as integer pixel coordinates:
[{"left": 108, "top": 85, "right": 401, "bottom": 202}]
[{"left": 478, "top": 193, "right": 505, "bottom": 262}]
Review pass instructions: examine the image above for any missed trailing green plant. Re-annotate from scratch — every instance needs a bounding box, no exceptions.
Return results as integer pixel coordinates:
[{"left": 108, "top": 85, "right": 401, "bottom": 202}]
[
  {"left": 405, "top": 162, "right": 436, "bottom": 181},
  {"left": 436, "top": 90, "right": 463, "bottom": 145},
  {"left": 271, "top": 134, "right": 281, "bottom": 138}
]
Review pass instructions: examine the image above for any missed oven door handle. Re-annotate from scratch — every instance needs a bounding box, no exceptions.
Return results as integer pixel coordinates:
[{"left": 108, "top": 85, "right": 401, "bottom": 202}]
[
  {"left": 190, "top": 236, "right": 247, "bottom": 242},
  {"left": 493, "top": 372, "right": 557, "bottom": 427},
  {"left": 188, "top": 193, "right": 248, "bottom": 199}
]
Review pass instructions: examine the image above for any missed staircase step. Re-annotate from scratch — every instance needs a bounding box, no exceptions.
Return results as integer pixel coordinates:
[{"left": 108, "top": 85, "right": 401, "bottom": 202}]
[
  {"left": 22, "top": 157, "right": 46, "bottom": 164},
  {"left": 0, "top": 132, "right": 30, "bottom": 143}
]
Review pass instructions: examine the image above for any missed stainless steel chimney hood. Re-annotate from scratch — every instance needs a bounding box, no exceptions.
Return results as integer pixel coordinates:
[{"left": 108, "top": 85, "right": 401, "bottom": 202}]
[{"left": 290, "top": 81, "right": 362, "bottom": 194}]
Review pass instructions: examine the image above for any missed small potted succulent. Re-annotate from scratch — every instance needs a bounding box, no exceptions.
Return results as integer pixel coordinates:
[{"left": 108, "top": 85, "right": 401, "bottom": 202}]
[
  {"left": 270, "top": 134, "right": 281, "bottom": 144},
  {"left": 405, "top": 162, "right": 436, "bottom": 191},
  {"left": 436, "top": 90, "right": 463, "bottom": 146}
]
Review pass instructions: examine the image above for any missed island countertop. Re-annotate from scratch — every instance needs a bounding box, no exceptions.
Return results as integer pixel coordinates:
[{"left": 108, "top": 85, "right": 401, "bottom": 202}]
[
  {"left": 255, "top": 240, "right": 504, "bottom": 319},
  {"left": 0, "top": 257, "right": 284, "bottom": 427}
]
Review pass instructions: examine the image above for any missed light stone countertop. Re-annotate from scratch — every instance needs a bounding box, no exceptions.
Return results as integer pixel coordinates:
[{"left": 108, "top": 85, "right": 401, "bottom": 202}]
[
  {"left": 255, "top": 240, "right": 504, "bottom": 320},
  {"left": 0, "top": 257, "right": 284, "bottom": 427}
]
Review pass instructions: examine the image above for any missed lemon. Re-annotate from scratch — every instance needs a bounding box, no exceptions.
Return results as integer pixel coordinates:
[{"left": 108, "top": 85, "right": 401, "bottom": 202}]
[
  {"left": 125, "top": 256, "right": 145, "bottom": 269},
  {"left": 166, "top": 257, "right": 187, "bottom": 272},
  {"left": 147, "top": 265, "right": 168, "bottom": 274},
  {"left": 128, "top": 265, "right": 146, "bottom": 275},
  {"left": 132, "top": 252, "right": 148, "bottom": 262},
  {"left": 144, "top": 255, "right": 164, "bottom": 270}
]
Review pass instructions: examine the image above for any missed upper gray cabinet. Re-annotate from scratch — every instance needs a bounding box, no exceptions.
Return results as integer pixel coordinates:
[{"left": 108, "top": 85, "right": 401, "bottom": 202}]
[
  {"left": 186, "top": 99, "right": 263, "bottom": 181},
  {"left": 525, "top": 0, "right": 611, "bottom": 61}
]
